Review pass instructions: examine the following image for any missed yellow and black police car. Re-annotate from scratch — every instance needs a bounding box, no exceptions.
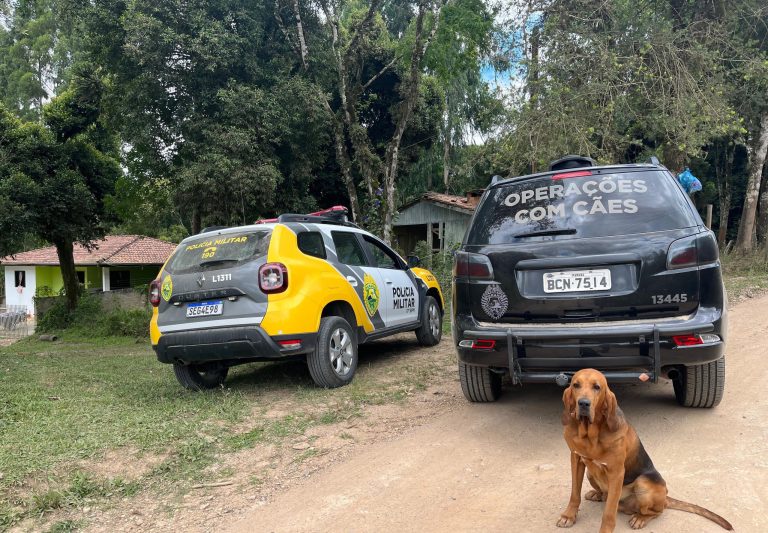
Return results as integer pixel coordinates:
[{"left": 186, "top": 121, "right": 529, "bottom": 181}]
[{"left": 149, "top": 207, "right": 444, "bottom": 390}]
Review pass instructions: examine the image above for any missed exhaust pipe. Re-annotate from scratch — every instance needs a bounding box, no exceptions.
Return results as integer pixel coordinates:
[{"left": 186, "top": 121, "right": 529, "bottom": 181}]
[{"left": 665, "top": 368, "right": 680, "bottom": 381}]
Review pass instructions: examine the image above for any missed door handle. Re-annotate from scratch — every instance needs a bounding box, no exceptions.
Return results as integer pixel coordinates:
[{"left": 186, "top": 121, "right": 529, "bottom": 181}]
[
  {"left": 385, "top": 279, "right": 393, "bottom": 284},
  {"left": 346, "top": 276, "right": 358, "bottom": 287}
]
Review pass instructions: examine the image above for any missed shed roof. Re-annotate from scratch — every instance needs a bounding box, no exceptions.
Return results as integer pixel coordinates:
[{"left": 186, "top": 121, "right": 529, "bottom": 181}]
[
  {"left": 0, "top": 235, "right": 178, "bottom": 267},
  {"left": 400, "top": 191, "right": 478, "bottom": 213}
]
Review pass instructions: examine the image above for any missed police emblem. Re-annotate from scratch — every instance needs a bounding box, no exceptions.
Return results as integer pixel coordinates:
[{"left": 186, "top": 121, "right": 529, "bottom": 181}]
[
  {"left": 363, "top": 273, "right": 380, "bottom": 317},
  {"left": 161, "top": 275, "right": 173, "bottom": 302},
  {"left": 481, "top": 284, "right": 508, "bottom": 320}
]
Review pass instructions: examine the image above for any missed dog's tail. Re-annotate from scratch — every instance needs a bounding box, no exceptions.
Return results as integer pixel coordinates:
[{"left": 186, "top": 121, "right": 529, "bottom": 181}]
[{"left": 666, "top": 496, "right": 733, "bottom": 530}]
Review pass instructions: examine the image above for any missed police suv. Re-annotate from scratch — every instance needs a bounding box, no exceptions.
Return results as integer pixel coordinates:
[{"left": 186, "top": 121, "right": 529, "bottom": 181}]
[
  {"left": 453, "top": 156, "right": 727, "bottom": 407},
  {"left": 150, "top": 208, "right": 444, "bottom": 390}
]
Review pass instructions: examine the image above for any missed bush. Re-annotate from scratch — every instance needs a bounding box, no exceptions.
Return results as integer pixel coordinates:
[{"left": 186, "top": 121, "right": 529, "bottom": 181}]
[
  {"left": 412, "top": 241, "right": 459, "bottom": 307},
  {"left": 36, "top": 293, "right": 151, "bottom": 338}
]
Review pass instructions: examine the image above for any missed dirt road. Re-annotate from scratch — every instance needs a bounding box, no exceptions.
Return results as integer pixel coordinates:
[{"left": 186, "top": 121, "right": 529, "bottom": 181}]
[{"left": 225, "top": 295, "right": 768, "bottom": 533}]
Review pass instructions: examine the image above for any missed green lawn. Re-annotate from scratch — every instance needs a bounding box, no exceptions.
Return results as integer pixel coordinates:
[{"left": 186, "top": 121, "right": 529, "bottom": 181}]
[{"left": 0, "top": 334, "right": 449, "bottom": 529}]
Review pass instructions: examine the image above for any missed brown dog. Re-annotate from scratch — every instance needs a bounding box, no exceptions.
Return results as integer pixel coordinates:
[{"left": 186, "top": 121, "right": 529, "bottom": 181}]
[{"left": 556, "top": 368, "right": 732, "bottom": 532}]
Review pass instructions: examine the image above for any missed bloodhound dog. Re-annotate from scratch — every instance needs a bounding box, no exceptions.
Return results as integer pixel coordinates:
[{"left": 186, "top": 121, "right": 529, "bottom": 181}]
[{"left": 556, "top": 368, "right": 732, "bottom": 532}]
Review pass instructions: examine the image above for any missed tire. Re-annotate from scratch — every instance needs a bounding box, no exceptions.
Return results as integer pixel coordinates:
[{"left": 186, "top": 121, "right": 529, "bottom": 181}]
[
  {"left": 415, "top": 295, "right": 442, "bottom": 346},
  {"left": 459, "top": 362, "right": 502, "bottom": 402},
  {"left": 673, "top": 356, "right": 725, "bottom": 408},
  {"left": 307, "top": 316, "right": 358, "bottom": 388},
  {"left": 173, "top": 363, "right": 229, "bottom": 391}
]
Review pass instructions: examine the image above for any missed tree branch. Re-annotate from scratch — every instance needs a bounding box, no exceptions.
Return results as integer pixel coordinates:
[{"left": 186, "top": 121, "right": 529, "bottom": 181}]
[{"left": 361, "top": 54, "right": 400, "bottom": 92}]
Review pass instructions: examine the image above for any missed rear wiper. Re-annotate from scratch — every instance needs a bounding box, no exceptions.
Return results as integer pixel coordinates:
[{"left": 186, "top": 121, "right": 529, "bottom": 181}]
[
  {"left": 199, "top": 259, "right": 238, "bottom": 268},
  {"left": 514, "top": 228, "right": 577, "bottom": 239}
]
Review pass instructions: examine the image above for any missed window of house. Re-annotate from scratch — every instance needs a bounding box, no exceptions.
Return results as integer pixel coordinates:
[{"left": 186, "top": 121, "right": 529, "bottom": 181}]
[
  {"left": 14, "top": 271, "right": 26, "bottom": 288},
  {"left": 110, "top": 270, "right": 131, "bottom": 289}
]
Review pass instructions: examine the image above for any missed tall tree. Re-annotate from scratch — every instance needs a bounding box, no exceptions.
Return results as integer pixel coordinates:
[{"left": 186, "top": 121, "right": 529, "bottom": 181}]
[{"left": 0, "top": 67, "right": 121, "bottom": 309}]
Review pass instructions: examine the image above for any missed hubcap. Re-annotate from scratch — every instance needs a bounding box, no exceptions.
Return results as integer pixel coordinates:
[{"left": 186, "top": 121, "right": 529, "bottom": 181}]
[
  {"left": 329, "top": 328, "right": 354, "bottom": 376},
  {"left": 428, "top": 302, "right": 441, "bottom": 337}
]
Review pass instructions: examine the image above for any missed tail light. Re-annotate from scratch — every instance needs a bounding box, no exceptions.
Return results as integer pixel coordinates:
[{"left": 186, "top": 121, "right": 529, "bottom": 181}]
[
  {"left": 458, "top": 339, "right": 496, "bottom": 350},
  {"left": 259, "top": 262, "right": 288, "bottom": 293},
  {"left": 278, "top": 339, "right": 302, "bottom": 350},
  {"left": 149, "top": 279, "right": 162, "bottom": 307},
  {"left": 552, "top": 170, "right": 592, "bottom": 180},
  {"left": 454, "top": 252, "right": 494, "bottom": 279},
  {"left": 667, "top": 232, "right": 719, "bottom": 270},
  {"left": 672, "top": 333, "right": 720, "bottom": 346}
]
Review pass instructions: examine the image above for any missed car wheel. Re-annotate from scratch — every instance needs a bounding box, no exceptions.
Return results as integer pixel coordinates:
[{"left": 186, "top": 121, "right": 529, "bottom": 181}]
[
  {"left": 459, "top": 362, "right": 502, "bottom": 402},
  {"left": 307, "top": 316, "right": 358, "bottom": 388},
  {"left": 415, "top": 295, "right": 442, "bottom": 346},
  {"left": 173, "top": 363, "right": 229, "bottom": 391},
  {"left": 673, "top": 356, "right": 725, "bottom": 408}
]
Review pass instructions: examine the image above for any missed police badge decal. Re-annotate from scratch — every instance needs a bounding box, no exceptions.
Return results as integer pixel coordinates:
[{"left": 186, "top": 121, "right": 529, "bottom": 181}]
[{"left": 481, "top": 284, "right": 508, "bottom": 320}]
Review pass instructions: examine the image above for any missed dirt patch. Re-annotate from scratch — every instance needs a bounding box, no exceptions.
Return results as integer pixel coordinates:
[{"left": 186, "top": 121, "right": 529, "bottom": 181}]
[{"left": 84, "top": 448, "right": 168, "bottom": 481}]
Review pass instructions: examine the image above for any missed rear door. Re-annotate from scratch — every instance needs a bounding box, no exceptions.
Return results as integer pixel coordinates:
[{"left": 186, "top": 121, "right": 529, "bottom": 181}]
[
  {"left": 156, "top": 229, "right": 272, "bottom": 334},
  {"left": 463, "top": 168, "right": 702, "bottom": 323},
  {"left": 360, "top": 235, "right": 420, "bottom": 327}
]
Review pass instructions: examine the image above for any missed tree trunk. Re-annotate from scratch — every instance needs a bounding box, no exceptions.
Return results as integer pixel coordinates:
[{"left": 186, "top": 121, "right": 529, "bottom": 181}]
[
  {"left": 292, "top": 0, "right": 309, "bottom": 69},
  {"left": 736, "top": 113, "right": 768, "bottom": 252},
  {"left": 717, "top": 184, "right": 731, "bottom": 247},
  {"left": 54, "top": 240, "right": 80, "bottom": 311},
  {"left": 382, "top": 1, "right": 441, "bottom": 243},
  {"left": 528, "top": 24, "right": 540, "bottom": 105},
  {"left": 191, "top": 206, "right": 202, "bottom": 235},
  {"left": 757, "top": 162, "right": 768, "bottom": 245}
]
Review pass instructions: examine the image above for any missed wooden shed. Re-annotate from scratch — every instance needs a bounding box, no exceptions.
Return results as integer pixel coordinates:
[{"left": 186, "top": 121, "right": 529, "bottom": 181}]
[{"left": 393, "top": 191, "right": 483, "bottom": 254}]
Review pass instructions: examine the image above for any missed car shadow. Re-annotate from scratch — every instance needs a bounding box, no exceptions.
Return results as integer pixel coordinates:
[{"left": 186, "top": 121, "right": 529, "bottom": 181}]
[{"left": 223, "top": 334, "right": 434, "bottom": 390}]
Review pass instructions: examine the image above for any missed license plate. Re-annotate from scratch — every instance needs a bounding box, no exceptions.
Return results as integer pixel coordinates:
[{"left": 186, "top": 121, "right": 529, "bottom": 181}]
[
  {"left": 186, "top": 301, "right": 223, "bottom": 318},
  {"left": 543, "top": 269, "right": 611, "bottom": 293}
]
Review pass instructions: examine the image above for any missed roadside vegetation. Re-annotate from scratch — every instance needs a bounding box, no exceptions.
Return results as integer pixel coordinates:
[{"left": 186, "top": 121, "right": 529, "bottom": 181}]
[{"left": 721, "top": 249, "right": 768, "bottom": 301}]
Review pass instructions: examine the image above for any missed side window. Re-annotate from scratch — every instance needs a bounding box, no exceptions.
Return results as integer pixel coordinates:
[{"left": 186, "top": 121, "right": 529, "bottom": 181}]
[
  {"left": 331, "top": 232, "right": 367, "bottom": 266},
  {"left": 297, "top": 232, "right": 326, "bottom": 259},
  {"left": 363, "top": 236, "right": 400, "bottom": 269}
]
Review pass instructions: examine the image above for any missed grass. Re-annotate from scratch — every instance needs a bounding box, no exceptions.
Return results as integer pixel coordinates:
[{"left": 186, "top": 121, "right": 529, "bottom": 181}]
[
  {"left": 0, "top": 332, "right": 450, "bottom": 530},
  {"left": 721, "top": 249, "right": 768, "bottom": 301}
]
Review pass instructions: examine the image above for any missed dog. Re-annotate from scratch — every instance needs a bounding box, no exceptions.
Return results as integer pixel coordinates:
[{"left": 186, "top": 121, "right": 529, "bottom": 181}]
[{"left": 556, "top": 368, "right": 732, "bottom": 532}]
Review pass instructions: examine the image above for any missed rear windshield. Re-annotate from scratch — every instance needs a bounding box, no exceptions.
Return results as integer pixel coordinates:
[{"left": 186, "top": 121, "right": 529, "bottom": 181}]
[
  {"left": 166, "top": 230, "right": 271, "bottom": 274},
  {"left": 467, "top": 170, "right": 697, "bottom": 244}
]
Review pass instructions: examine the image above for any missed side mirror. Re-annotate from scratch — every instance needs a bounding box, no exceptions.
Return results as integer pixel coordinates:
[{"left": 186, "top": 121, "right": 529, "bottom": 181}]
[{"left": 406, "top": 255, "right": 421, "bottom": 268}]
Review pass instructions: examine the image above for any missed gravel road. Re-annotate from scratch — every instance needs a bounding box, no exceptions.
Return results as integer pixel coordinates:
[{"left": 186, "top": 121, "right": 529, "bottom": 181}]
[{"left": 226, "top": 294, "right": 767, "bottom": 533}]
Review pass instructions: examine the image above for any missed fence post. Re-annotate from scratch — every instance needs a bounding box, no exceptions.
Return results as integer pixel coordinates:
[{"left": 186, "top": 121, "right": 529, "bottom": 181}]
[{"left": 705, "top": 204, "right": 713, "bottom": 229}]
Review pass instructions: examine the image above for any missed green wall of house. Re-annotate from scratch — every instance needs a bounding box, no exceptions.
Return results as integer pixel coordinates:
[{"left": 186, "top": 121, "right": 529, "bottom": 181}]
[{"left": 34, "top": 265, "right": 157, "bottom": 296}]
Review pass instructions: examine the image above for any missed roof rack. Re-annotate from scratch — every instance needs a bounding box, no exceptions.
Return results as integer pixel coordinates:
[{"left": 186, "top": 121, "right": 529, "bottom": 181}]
[
  {"left": 548, "top": 155, "right": 597, "bottom": 171},
  {"left": 255, "top": 206, "right": 360, "bottom": 228}
]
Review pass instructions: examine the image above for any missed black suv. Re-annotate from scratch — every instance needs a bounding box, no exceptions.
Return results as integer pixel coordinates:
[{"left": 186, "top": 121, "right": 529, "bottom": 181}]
[{"left": 452, "top": 156, "right": 726, "bottom": 408}]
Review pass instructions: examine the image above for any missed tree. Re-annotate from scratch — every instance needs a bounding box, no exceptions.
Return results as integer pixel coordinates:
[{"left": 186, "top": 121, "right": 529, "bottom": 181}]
[{"left": 0, "top": 67, "right": 121, "bottom": 309}]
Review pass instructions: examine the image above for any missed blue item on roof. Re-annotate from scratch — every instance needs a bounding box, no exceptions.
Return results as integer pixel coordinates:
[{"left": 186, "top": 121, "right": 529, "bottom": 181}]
[{"left": 677, "top": 168, "right": 702, "bottom": 193}]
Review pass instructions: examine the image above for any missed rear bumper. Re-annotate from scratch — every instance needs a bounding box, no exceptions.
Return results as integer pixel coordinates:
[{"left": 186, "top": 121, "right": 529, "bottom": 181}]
[
  {"left": 153, "top": 326, "right": 316, "bottom": 365},
  {"left": 454, "top": 306, "right": 726, "bottom": 383}
]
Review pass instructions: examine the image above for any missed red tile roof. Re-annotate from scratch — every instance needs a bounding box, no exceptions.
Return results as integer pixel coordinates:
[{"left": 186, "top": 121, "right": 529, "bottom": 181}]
[{"left": 0, "top": 235, "right": 178, "bottom": 266}]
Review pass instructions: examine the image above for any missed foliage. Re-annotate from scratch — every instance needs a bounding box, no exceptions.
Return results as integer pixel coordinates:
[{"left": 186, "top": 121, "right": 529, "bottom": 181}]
[
  {"left": 412, "top": 240, "right": 458, "bottom": 304},
  {"left": 36, "top": 292, "right": 151, "bottom": 338},
  {"left": 0, "top": 65, "right": 121, "bottom": 308}
]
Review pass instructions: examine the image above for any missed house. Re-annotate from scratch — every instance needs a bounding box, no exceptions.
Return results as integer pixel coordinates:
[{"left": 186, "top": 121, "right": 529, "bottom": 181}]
[
  {"left": 0, "top": 235, "right": 177, "bottom": 315},
  {"left": 393, "top": 190, "right": 483, "bottom": 254}
]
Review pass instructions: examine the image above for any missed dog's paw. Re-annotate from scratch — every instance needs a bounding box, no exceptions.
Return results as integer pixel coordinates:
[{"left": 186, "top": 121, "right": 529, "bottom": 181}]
[
  {"left": 629, "top": 514, "right": 649, "bottom": 529},
  {"left": 556, "top": 514, "right": 576, "bottom": 528},
  {"left": 585, "top": 490, "right": 604, "bottom": 502}
]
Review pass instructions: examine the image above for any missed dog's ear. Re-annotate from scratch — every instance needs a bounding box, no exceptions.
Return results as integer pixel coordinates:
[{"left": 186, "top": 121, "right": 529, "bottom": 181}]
[
  {"left": 602, "top": 389, "right": 621, "bottom": 432},
  {"left": 561, "top": 386, "right": 575, "bottom": 426}
]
